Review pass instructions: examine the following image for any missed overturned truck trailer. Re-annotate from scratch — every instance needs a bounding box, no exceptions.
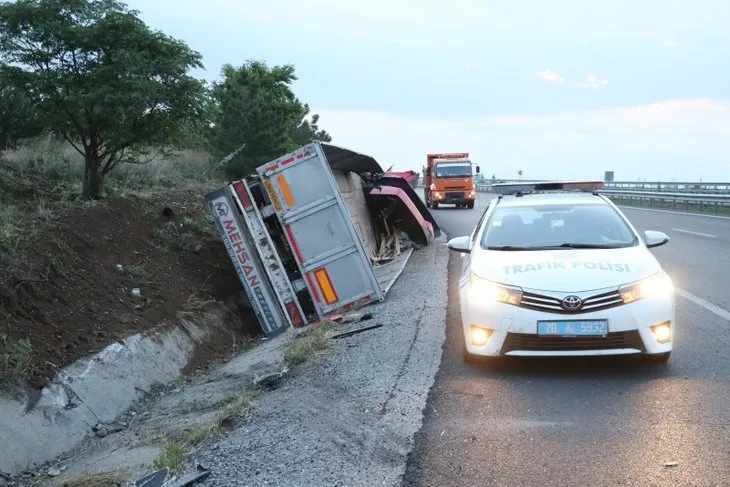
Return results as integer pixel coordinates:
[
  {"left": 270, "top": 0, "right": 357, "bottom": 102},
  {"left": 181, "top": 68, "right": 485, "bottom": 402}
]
[{"left": 206, "top": 142, "right": 440, "bottom": 335}]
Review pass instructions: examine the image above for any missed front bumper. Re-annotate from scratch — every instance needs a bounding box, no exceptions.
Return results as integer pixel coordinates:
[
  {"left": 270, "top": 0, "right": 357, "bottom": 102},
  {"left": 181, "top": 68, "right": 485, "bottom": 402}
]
[
  {"left": 460, "top": 288, "right": 674, "bottom": 357},
  {"left": 432, "top": 191, "right": 476, "bottom": 204}
]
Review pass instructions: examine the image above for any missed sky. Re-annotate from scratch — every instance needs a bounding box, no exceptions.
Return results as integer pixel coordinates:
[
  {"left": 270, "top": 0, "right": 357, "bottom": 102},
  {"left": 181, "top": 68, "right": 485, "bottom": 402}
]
[{"left": 125, "top": 0, "right": 730, "bottom": 181}]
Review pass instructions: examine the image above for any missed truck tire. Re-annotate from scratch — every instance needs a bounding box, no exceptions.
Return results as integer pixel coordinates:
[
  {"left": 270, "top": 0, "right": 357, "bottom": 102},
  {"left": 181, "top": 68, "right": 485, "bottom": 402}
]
[
  {"left": 467, "top": 201, "right": 475, "bottom": 209},
  {"left": 432, "top": 201, "right": 439, "bottom": 209}
]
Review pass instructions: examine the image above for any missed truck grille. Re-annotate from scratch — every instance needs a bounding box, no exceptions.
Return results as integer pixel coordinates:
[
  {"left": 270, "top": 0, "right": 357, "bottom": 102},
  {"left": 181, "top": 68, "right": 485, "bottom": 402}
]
[
  {"left": 501, "top": 331, "right": 645, "bottom": 353},
  {"left": 445, "top": 192, "right": 464, "bottom": 199},
  {"left": 519, "top": 290, "right": 624, "bottom": 314}
]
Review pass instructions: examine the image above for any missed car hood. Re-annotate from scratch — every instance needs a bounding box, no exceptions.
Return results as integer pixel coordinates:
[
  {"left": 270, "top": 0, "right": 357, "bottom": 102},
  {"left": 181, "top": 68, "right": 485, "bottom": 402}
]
[{"left": 471, "top": 246, "right": 660, "bottom": 292}]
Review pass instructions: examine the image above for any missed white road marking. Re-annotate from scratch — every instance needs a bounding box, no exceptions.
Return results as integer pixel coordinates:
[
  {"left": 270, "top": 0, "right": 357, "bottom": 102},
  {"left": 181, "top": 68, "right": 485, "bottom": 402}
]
[
  {"left": 676, "top": 288, "right": 730, "bottom": 321},
  {"left": 618, "top": 205, "right": 730, "bottom": 220},
  {"left": 671, "top": 228, "right": 717, "bottom": 238}
]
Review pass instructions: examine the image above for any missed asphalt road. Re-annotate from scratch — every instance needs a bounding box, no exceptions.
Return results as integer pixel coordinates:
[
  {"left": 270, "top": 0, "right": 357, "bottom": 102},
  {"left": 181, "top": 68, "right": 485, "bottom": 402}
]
[{"left": 403, "top": 193, "right": 730, "bottom": 487}]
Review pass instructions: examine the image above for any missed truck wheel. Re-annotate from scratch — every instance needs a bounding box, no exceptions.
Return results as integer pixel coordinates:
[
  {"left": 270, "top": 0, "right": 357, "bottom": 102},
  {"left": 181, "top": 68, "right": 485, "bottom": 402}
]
[
  {"left": 467, "top": 202, "right": 475, "bottom": 209},
  {"left": 432, "top": 201, "right": 439, "bottom": 209}
]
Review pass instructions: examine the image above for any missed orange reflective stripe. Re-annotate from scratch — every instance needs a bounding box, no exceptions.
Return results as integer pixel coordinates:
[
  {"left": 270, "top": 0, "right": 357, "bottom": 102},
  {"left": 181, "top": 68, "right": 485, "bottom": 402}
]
[
  {"left": 276, "top": 174, "right": 296, "bottom": 207},
  {"left": 314, "top": 268, "right": 338, "bottom": 305}
]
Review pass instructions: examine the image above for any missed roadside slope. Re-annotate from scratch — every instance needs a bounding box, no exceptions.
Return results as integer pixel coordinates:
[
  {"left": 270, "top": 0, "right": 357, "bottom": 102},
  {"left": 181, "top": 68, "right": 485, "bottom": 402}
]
[{"left": 0, "top": 161, "right": 262, "bottom": 389}]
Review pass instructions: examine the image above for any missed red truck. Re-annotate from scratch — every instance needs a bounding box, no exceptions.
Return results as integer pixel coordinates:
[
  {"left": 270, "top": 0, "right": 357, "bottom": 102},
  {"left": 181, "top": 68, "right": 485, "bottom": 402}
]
[{"left": 422, "top": 153, "right": 479, "bottom": 209}]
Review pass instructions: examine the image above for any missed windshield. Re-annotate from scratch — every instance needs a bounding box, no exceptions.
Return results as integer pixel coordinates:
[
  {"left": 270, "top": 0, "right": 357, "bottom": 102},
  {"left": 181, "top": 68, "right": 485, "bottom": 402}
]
[
  {"left": 434, "top": 162, "right": 472, "bottom": 178},
  {"left": 480, "top": 203, "right": 638, "bottom": 250}
]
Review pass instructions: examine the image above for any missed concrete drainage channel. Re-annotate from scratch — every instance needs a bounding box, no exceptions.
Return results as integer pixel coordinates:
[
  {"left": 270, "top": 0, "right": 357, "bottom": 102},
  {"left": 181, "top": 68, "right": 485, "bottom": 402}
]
[
  {"left": 0, "top": 235, "right": 449, "bottom": 486},
  {"left": 0, "top": 298, "right": 252, "bottom": 480}
]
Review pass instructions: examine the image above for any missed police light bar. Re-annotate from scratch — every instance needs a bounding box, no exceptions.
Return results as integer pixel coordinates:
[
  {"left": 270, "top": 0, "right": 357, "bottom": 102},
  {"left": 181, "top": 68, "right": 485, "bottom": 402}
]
[{"left": 492, "top": 181, "right": 605, "bottom": 195}]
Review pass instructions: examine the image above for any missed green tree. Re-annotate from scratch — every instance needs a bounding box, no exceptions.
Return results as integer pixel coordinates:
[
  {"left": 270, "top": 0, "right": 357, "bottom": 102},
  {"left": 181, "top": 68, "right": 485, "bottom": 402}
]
[
  {"left": 176, "top": 82, "right": 217, "bottom": 151},
  {"left": 292, "top": 105, "right": 332, "bottom": 146},
  {"left": 209, "top": 60, "right": 307, "bottom": 178},
  {"left": 0, "top": 83, "right": 44, "bottom": 149},
  {"left": 0, "top": 0, "right": 206, "bottom": 199}
]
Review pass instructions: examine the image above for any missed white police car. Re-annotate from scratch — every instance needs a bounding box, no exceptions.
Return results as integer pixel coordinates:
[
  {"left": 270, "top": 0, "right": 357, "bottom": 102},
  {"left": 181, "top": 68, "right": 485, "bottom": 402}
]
[{"left": 447, "top": 181, "right": 675, "bottom": 363}]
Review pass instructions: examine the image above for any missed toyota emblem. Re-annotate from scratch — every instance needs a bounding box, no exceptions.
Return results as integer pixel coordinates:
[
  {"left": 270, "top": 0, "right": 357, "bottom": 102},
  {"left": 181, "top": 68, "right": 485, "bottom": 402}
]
[{"left": 561, "top": 295, "right": 583, "bottom": 311}]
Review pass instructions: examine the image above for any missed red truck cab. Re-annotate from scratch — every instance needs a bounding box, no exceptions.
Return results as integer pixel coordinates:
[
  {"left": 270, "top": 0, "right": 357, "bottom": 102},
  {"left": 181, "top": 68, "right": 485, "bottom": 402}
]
[{"left": 422, "top": 153, "right": 479, "bottom": 209}]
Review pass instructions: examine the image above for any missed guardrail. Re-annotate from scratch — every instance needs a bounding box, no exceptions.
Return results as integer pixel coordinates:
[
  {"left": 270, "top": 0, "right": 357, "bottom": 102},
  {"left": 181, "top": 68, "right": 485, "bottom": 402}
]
[
  {"left": 475, "top": 180, "right": 730, "bottom": 194},
  {"left": 471, "top": 185, "right": 730, "bottom": 214},
  {"left": 420, "top": 179, "right": 730, "bottom": 194},
  {"left": 604, "top": 181, "right": 730, "bottom": 194},
  {"left": 417, "top": 181, "right": 730, "bottom": 213},
  {"left": 597, "top": 190, "right": 730, "bottom": 213}
]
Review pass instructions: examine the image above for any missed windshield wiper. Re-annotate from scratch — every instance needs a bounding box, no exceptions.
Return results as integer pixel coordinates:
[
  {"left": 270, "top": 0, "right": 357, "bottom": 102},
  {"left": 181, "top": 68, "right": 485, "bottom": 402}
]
[
  {"left": 486, "top": 245, "right": 545, "bottom": 251},
  {"left": 556, "top": 243, "right": 627, "bottom": 249}
]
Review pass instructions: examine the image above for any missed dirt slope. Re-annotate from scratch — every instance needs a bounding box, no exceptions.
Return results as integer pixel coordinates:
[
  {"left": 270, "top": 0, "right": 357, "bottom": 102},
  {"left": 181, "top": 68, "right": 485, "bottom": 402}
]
[{"left": 0, "top": 169, "right": 261, "bottom": 388}]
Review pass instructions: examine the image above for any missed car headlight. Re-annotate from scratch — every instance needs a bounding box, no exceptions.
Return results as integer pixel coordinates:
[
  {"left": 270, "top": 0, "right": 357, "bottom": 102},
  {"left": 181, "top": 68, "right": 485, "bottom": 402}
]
[
  {"left": 619, "top": 272, "right": 673, "bottom": 304},
  {"left": 469, "top": 274, "right": 522, "bottom": 305}
]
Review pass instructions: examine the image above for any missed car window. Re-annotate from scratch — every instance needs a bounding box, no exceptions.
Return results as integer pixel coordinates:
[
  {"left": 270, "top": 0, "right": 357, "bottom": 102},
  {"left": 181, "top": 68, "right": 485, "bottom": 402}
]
[
  {"left": 479, "top": 202, "right": 638, "bottom": 250},
  {"left": 470, "top": 204, "right": 491, "bottom": 244},
  {"left": 434, "top": 163, "right": 472, "bottom": 178}
]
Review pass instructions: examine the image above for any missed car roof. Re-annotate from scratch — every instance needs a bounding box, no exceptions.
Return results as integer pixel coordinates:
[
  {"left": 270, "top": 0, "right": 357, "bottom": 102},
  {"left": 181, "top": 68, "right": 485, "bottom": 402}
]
[{"left": 494, "top": 191, "right": 607, "bottom": 208}]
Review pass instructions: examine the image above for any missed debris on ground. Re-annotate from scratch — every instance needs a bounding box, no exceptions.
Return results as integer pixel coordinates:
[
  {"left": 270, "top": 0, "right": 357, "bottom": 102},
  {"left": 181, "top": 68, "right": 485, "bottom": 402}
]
[
  {"left": 131, "top": 467, "right": 169, "bottom": 486},
  {"left": 163, "top": 464, "right": 211, "bottom": 487},
  {"left": 331, "top": 324, "right": 384, "bottom": 340},
  {"left": 92, "top": 422, "right": 127, "bottom": 438},
  {"left": 252, "top": 368, "right": 288, "bottom": 389}
]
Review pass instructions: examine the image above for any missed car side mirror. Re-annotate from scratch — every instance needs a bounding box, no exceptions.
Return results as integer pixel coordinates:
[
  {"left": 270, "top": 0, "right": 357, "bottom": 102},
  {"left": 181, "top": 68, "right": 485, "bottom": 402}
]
[
  {"left": 644, "top": 230, "right": 669, "bottom": 248},
  {"left": 447, "top": 235, "right": 472, "bottom": 253}
]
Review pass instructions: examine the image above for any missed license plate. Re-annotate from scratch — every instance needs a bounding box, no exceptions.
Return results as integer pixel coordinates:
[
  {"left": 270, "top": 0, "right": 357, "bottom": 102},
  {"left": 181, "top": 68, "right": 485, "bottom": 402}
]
[{"left": 537, "top": 320, "right": 608, "bottom": 336}]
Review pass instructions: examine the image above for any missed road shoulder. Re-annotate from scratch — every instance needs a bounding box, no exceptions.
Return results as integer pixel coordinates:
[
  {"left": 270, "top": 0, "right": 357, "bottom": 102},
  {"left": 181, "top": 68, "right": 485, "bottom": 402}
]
[{"left": 193, "top": 235, "right": 450, "bottom": 486}]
